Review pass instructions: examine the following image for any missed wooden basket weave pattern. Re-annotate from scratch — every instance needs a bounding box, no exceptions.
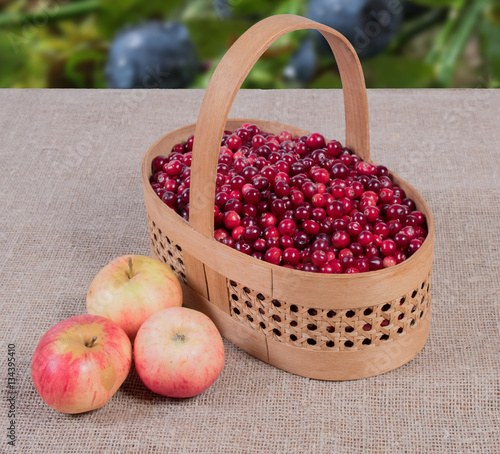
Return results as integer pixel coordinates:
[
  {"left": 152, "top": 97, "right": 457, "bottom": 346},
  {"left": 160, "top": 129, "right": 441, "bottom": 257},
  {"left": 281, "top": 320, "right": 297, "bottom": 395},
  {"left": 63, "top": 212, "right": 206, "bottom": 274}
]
[
  {"left": 149, "top": 217, "right": 431, "bottom": 353},
  {"left": 227, "top": 277, "right": 431, "bottom": 352},
  {"left": 148, "top": 219, "right": 187, "bottom": 284}
]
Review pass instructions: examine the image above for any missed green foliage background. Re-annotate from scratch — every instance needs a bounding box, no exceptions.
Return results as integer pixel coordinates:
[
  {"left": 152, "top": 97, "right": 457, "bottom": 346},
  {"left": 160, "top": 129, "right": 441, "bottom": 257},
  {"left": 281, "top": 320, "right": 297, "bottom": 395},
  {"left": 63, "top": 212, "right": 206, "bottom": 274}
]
[{"left": 0, "top": 0, "right": 498, "bottom": 89}]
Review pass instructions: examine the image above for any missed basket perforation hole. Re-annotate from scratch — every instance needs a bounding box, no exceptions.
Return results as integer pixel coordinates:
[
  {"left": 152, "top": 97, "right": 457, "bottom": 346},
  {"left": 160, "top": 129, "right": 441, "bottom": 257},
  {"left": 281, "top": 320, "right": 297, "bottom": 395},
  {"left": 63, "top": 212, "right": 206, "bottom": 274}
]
[
  {"left": 175, "top": 245, "right": 181, "bottom": 252},
  {"left": 308, "top": 309, "right": 317, "bottom": 316},
  {"left": 398, "top": 314, "right": 404, "bottom": 320},
  {"left": 326, "top": 326, "right": 335, "bottom": 333},
  {"left": 168, "top": 251, "right": 173, "bottom": 257},
  {"left": 290, "top": 334, "right": 297, "bottom": 341},
  {"left": 243, "top": 287, "right": 251, "bottom": 293},
  {"left": 290, "top": 305, "right": 298, "bottom": 313},
  {"left": 410, "top": 319, "right": 415, "bottom": 327},
  {"left": 380, "top": 319, "right": 389, "bottom": 327},
  {"left": 272, "top": 315, "right": 282, "bottom": 322},
  {"left": 346, "top": 310, "right": 355, "bottom": 318},
  {"left": 231, "top": 294, "right": 238, "bottom": 301},
  {"left": 233, "top": 308, "right": 240, "bottom": 315},
  {"left": 362, "top": 339, "right": 371, "bottom": 345},
  {"left": 344, "top": 341, "right": 353, "bottom": 348},
  {"left": 290, "top": 320, "right": 298, "bottom": 327},
  {"left": 247, "top": 315, "right": 253, "bottom": 322},
  {"left": 363, "top": 324, "right": 372, "bottom": 331},
  {"left": 327, "top": 310, "right": 336, "bottom": 318},
  {"left": 421, "top": 281, "right": 425, "bottom": 289},
  {"left": 412, "top": 290, "right": 418, "bottom": 298},
  {"left": 399, "top": 297, "right": 406, "bottom": 305},
  {"left": 272, "top": 299, "right": 281, "bottom": 307},
  {"left": 153, "top": 233, "right": 158, "bottom": 241},
  {"left": 229, "top": 280, "right": 237, "bottom": 287},
  {"left": 307, "top": 338, "right": 316, "bottom": 346},
  {"left": 307, "top": 324, "right": 317, "bottom": 331},
  {"left": 326, "top": 341, "right": 335, "bottom": 348},
  {"left": 258, "top": 308, "right": 265, "bottom": 314},
  {"left": 257, "top": 293, "right": 265, "bottom": 301},
  {"left": 245, "top": 301, "right": 252, "bottom": 308},
  {"left": 380, "top": 334, "right": 389, "bottom": 341},
  {"left": 411, "top": 305, "right": 417, "bottom": 313},
  {"left": 364, "top": 308, "right": 373, "bottom": 316},
  {"left": 382, "top": 304, "right": 391, "bottom": 312},
  {"left": 345, "top": 326, "right": 354, "bottom": 333},
  {"left": 397, "top": 327, "right": 403, "bottom": 334},
  {"left": 420, "top": 310, "right": 424, "bottom": 318},
  {"left": 259, "top": 322, "right": 266, "bottom": 329},
  {"left": 273, "top": 329, "right": 281, "bottom": 336}
]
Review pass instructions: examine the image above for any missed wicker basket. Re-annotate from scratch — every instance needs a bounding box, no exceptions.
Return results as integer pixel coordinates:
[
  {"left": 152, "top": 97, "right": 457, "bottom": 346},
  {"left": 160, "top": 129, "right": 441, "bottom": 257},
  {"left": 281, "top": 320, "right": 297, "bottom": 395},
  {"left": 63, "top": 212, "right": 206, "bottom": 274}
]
[{"left": 141, "top": 15, "right": 435, "bottom": 380}]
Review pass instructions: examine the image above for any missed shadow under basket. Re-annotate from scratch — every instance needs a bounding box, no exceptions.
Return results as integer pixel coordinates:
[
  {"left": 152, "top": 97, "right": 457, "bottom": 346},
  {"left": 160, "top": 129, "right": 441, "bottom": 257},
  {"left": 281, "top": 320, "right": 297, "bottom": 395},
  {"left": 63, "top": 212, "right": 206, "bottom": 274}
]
[{"left": 141, "top": 15, "right": 435, "bottom": 381}]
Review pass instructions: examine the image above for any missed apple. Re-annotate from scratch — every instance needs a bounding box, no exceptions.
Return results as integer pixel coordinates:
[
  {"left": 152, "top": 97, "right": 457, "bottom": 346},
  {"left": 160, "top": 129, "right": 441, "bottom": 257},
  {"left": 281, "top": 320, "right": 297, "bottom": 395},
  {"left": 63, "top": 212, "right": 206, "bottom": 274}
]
[
  {"left": 31, "top": 314, "right": 132, "bottom": 414},
  {"left": 134, "top": 307, "right": 225, "bottom": 398},
  {"left": 86, "top": 255, "right": 182, "bottom": 340}
]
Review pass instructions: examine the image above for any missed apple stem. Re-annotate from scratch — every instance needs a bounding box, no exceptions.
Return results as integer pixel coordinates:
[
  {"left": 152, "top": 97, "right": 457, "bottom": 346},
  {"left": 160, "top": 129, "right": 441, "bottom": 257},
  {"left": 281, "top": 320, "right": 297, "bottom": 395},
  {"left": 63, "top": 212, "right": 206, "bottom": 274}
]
[
  {"left": 128, "top": 257, "right": 133, "bottom": 279},
  {"left": 172, "top": 333, "right": 186, "bottom": 343},
  {"left": 86, "top": 336, "right": 98, "bottom": 348}
]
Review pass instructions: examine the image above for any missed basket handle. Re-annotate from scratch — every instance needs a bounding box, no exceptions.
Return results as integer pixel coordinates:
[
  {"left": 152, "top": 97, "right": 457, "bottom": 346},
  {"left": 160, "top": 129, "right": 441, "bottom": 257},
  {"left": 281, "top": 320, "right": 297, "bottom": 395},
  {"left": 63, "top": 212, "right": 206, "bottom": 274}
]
[{"left": 190, "top": 14, "right": 370, "bottom": 239}]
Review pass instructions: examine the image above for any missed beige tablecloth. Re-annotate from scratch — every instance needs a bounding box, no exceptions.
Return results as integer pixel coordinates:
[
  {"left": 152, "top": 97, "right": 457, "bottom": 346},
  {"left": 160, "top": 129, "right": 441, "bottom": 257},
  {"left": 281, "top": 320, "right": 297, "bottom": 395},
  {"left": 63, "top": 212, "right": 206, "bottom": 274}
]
[{"left": 1, "top": 89, "right": 499, "bottom": 453}]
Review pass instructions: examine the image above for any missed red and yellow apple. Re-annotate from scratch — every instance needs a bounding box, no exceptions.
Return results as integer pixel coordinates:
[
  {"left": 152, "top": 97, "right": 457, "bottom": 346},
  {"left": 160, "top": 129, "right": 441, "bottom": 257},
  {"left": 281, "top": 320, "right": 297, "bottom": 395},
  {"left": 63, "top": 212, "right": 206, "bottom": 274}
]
[
  {"left": 31, "top": 314, "right": 132, "bottom": 414},
  {"left": 134, "top": 307, "right": 225, "bottom": 398},
  {"left": 86, "top": 255, "right": 182, "bottom": 340}
]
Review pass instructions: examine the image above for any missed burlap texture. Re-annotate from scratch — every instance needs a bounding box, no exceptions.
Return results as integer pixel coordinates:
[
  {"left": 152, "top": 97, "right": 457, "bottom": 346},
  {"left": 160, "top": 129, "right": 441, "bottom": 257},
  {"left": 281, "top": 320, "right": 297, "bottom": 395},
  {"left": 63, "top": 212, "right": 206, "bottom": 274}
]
[{"left": 0, "top": 89, "right": 499, "bottom": 453}]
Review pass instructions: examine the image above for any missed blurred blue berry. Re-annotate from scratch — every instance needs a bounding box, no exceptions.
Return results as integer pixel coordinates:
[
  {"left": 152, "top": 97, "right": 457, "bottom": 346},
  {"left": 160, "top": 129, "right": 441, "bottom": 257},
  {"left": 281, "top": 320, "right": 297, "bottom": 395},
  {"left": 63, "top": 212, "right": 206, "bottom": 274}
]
[
  {"left": 105, "top": 21, "right": 199, "bottom": 89},
  {"left": 283, "top": 39, "right": 317, "bottom": 85},
  {"left": 307, "top": 0, "right": 403, "bottom": 59}
]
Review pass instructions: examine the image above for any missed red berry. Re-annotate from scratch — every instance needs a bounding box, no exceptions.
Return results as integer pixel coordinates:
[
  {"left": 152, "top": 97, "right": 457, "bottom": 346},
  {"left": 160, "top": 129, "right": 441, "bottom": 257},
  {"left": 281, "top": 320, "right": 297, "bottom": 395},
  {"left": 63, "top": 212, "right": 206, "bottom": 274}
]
[{"left": 265, "top": 247, "right": 282, "bottom": 265}]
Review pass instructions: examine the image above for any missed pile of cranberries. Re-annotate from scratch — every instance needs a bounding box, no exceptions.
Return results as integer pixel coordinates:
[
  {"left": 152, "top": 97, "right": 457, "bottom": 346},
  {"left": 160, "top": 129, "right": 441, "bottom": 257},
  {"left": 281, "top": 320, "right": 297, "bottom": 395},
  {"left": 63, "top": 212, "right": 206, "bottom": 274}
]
[{"left": 150, "top": 123, "right": 427, "bottom": 274}]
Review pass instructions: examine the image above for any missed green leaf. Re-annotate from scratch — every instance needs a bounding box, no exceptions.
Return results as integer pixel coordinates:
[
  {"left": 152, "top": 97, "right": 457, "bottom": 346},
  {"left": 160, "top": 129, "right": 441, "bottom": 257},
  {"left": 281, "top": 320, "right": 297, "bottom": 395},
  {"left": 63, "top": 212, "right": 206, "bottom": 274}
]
[
  {"left": 479, "top": 17, "right": 500, "bottom": 87},
  {"left": 0, "top": 33, "right": 27, "bottom": 87},
  {"left": 97, "top": 0, "right": 185, "bottom": 38},
  {"left": 307, "top": 71, "right": 342, "bottom": 89},
  {"left": 184, "top": 18, "right": 250, "bottom": 60},
  {"left": 361, "top": 55, "right": 435, "bottom": 88},
  {"left": 408, "top": 0, "right": 463, "bottom": 7}
]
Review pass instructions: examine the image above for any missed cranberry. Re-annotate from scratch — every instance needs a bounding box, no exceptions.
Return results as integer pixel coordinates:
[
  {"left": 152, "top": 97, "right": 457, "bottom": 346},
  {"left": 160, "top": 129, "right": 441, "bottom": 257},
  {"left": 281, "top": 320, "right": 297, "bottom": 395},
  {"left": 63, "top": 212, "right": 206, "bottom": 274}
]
[
  {"left": 332, "top": 231, "right": 350, "bottom": 249},
  {"left": 225, "top": 198, "right": 242, "bottom": 214},
  {"left": 242, "top": 187, "right": 261, "bottom": 205},
  {"left": 294, "top": 205, "right": 311, "bottom": 221},
  {"left": 152, "top": 125, "right": 427, "bottom": 273},
  {"left": 258, "top": 213, "right": 277, "bottom": 229},
  {"left": 407, "top": 238, "right": 424, "bottom": 255},
  {"left": 306, "top": 133, "right": 325, "bottom": 150},
  {"left": 224, "top": 211, "right": 240, "bottom": 229},
  {"left": 265, "top": 247, "right": 282, "bottom": 265},
  {"left": 369, "top": 256, "right": 384, "bottom": 271},
  {"left": 293, "top": 231, "right": 310, "bottom": 250},
  {"left": 381, "top": 239, "right": 397, "bottom": 257},
  {"left": 386, "top": 204, "right": 408, "bottom": 221},
  {"left": 358, "top": 230, "right": 374, "bottom": 247},
  {"left": 383, "top": 256, "right": 397, "bottom": 268},
  {"left": 152, "top": 155, "right": 168, "bottom": 173},
  {"left": 326, "top": 140, "right": 342, "bottom": 157},
  {"left": 278, "top": 219, "right": 297, "bottom": 236}
]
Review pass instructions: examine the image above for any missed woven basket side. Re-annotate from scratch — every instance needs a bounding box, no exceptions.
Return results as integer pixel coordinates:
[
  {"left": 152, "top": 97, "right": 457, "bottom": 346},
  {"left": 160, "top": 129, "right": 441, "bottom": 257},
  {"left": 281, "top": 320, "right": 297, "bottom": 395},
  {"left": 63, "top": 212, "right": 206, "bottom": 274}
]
[
  {"left": 227, "top": 277, "right": 431, "bottom": 352},
  {"left": 148, "top": 219, "right": 187, "bottom": 284}
]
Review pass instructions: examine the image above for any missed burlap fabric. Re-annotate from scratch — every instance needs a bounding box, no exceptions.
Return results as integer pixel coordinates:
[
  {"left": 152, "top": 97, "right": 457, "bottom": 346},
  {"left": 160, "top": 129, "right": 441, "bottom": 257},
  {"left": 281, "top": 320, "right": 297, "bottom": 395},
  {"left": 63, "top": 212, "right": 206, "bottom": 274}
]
[{"left": 1, "top": 89, "right": 499, "bottom": 453}]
